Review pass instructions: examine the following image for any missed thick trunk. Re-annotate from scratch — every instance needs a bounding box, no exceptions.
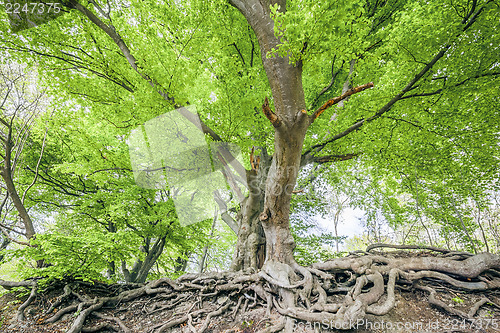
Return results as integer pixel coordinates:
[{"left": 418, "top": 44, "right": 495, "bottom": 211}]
[
  {"left": 231, "top": 195, "right": 266, "bottom": 271},
  {"left": 231, "top": 148, "right": 271, "bottom": 271},
  {"left": 260, "top": 125, "right": 308, "bottom": 265},
  {"left": 231, "top": 0, "right": 309, "bottom": 267}
]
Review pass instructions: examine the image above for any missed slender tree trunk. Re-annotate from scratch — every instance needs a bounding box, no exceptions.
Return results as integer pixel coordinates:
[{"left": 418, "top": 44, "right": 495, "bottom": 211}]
[
  {"left": 1, "top": 134, "right": 36, "bottom": 240},
  {"left": 199, "top": 212, "right": 218, "bottom": 273}
]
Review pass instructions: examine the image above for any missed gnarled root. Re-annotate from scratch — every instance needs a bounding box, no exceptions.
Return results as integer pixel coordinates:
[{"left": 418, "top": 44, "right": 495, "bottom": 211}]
[{"left": 2, "top": 246, "right": 500, "bottom": 332}]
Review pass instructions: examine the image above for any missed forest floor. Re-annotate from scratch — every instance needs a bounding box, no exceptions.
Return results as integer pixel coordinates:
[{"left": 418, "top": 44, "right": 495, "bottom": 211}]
[
  {"left": 1, "top": 251, "right": 499, "bottom": 332},
  {"left": 3, "top": 287, "right": 499, "bottom": 332}
]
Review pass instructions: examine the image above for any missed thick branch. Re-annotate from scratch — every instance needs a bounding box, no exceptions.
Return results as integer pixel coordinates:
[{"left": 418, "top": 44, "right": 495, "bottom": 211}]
[
  {"left": 311, "top": 82, "right": 374, "bottom": 122},
  {"left": 262, "top": 96, "right": 281, "bottom": 128},
  {"left": 311, "top": 152, "right": 361, "bottom": 164}
]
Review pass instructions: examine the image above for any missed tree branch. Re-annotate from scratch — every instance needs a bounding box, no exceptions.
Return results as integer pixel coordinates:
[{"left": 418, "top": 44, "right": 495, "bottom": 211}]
[
  {"left": 213, "top": 190, "right": 239, "bottom": 234},
  {"left": 69, "top": 0, "right": 176, "bottom": 103},
  {"left": 455, "top": 71, "right": 500, "bottom": 87},
  {"left": 400, "top": 89, "right": 443, "bottom": 100},
  {"left": 304, "top": 45, "right": 450, "bottom": 155},
  {"left": 22, "top": 126, "right": 48, "bottom": 204},
  {"left": 401, "top": 70, "right": 499, "bottom": 100},
  {"left": 311, "top": 82, "right": 374, "bottom": 122},
  {"left": 0, "top": 226, "right": 30, "bottom": 246},
  {"left": 312, "top": 153, "right": 362, "bottom": 164},
  {"left": 303, "top": 4, "right": 486, "bottom": 158},
  {"left": 67, "top": 1, "right": 249, "bottom": 181},
  {"left": 262, "top": 97, "right": 281, "bottom": 128},
  {"left": 309, "top": 57, "right": 343, "bottom": 109},
  {"left": 215, "top": 151, "right": 245, "bottom": 203}
]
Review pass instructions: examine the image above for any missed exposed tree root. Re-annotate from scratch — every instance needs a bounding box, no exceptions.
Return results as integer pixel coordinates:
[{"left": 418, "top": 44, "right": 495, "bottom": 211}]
[
  {"left": 2, "top": 247, "right": 500, "bottom": 332},
  {"left": 0, "top": 279, "right": 37, "bottom": 321},
  {"left": 17, "top": 283, "right": 37, "bottom": 321},
  {"left": 366, "top": 242, "right": 457, "bottom": 254}
]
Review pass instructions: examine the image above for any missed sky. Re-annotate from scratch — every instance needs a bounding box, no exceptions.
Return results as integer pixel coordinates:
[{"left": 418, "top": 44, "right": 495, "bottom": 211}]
[{"left": 317, "top": 207, "right": 366, "bottom": 239}]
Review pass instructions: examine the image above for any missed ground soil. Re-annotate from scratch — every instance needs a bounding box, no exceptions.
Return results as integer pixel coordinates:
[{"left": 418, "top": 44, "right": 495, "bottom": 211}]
[{"left": 1, "top": 279, "right": 499, "bottom": 333}]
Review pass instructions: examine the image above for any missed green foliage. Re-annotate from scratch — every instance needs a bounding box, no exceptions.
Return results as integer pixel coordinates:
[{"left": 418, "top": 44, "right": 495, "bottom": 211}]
[
  {"left": 0, "top": 0, "right": 498, "bottom": 282},
  {"left": 6, "top": 231, "right": 134, "bottom": 283},
  {"left": 291, "top": 173, "right": 348, "bottom": 265}
]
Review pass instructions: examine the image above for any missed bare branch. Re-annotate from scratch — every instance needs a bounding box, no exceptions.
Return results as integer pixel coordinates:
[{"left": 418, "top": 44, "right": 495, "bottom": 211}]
[
  {"left": 262, "top": 96, "right": 281, "bottom": 128},
  {"left": 311, "top": 82, "right": 374, "bottom": 122},
  {"left": 21, "top": 126, "right": 48, "bottom": 204},
  {"left": 312, "top": 152, "right": 362, "bottom": 164}
]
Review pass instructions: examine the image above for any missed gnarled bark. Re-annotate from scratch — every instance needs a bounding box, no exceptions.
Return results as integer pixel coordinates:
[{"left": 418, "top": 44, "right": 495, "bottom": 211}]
[{"left": 231, "top": 147, "right": 271, "bottom": 271}]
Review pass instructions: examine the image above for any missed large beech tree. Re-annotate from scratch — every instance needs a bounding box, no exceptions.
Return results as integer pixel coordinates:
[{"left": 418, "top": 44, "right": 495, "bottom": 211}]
[
  {"left": 1, "top": 0, "right": 498, "bottom": 274},
  {"left": 1, "top": 0, "right": 499, "bottom": 331}
]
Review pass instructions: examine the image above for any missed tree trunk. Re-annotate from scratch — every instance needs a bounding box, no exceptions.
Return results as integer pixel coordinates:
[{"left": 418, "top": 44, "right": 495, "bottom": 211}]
[
  {"left": 122, "top": 236, "right": 166, "bottom": 283},
  {"left": 260, "top": 125, "right": 308, "bottom": 266},
  {"left": 1, "top": 135, "right": 36, "bottom": 240},
  {"left": 199, "top": 213, "right": 218, "bottom": 273},
  {"left": 231, "top": 0, "right": 309, "bottom": 268},
  {"left": 231, "top": 148, "right": 270, "bottom": 271},
  {"left": 231, "top": 193, "right": 266, "bottom": 271}
]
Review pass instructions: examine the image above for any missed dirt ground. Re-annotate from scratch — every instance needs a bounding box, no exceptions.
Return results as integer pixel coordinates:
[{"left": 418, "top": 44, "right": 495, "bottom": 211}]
[{"left": 1, "top": 282, "right": 499, "bottom": 333}]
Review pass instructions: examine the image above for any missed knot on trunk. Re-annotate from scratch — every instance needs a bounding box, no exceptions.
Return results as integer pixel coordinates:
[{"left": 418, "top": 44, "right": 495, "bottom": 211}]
[
  {"left": 259, "top": 212, "right": 269, "bottom": 221},
  {"left": 259, "top": 207, "right": 270, "bottom": 221}
]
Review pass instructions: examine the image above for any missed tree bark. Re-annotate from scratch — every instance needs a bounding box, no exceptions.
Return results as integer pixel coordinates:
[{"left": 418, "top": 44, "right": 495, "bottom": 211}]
[
  {"left": 231, "top": 148, "right": 270, "bottom": 271},
  {"left": 122, "top": 236, "right": 166, "bottom": 283},
  {"left": 1, "top": 128, "right": 36, "bottom": 240},
  {"left": 230, "top": 0, "right": 309, "bottom": 268}
]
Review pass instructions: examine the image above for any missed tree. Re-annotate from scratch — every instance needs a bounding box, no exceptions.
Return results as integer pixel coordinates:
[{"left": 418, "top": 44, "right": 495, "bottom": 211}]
[
  {"left": 1, "top": 0, "right": 499, "bottom": 331},
  {"left": 0, "top": 63, "right": 46, "bottom": 246},
  {"left": 15, "top": 106, "right": 215, "bottom": 283}
]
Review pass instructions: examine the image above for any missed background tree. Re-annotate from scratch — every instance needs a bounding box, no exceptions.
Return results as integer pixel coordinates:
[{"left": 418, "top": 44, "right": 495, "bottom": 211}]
[{"left": 0, "top": 63, "right": 47, "bottom": 247}]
